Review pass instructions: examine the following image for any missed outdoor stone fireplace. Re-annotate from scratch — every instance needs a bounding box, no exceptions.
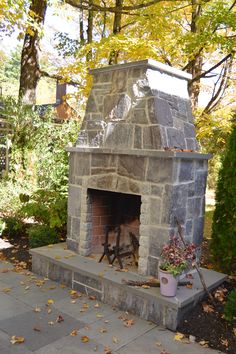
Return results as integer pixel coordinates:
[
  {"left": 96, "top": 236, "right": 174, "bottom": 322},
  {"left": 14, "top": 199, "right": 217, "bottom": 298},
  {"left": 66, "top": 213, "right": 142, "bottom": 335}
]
[{"left": 66, "top": 59, "right": 211, "bottom": 276}]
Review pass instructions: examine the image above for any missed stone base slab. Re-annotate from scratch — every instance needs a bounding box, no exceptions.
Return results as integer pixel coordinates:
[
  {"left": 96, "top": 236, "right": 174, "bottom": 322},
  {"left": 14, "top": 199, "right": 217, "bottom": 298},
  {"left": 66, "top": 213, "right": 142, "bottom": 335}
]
[{"left": 30, "top": 243, "right": 226, "bottom": 331}]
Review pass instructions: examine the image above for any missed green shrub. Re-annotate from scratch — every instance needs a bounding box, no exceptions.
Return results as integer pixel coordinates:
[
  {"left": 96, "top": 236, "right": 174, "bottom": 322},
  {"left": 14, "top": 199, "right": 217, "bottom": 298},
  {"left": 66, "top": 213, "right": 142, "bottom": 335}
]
[
  {"left": 2, "top": 216, "right": 25, "bottom": 237},
  {"left": 224, "top": 289, "right": 236, "bottom": 323},
  {"left": 211, "top": 124, "right": 236, "bottom": 273},
  {"left": 27, "top": 225, "right": 59, "bottom": 248}
]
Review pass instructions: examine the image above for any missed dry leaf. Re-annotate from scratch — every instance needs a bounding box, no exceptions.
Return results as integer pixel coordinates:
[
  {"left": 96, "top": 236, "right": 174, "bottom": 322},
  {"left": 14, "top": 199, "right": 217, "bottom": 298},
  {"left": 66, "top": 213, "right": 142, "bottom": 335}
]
[
  {"left": 47, "top": 308, "right": 52, "bottom": 314},
  {"left": 94, "top": 303, "right": 100, "bottom": 308},
  {"left": 60, "top": 284, "right": 66, "bottom": 288},
  {"left": 89, "top": 295, "right": 97, "bottom": 300},
  {"left": 47, "top": 299, "right": 54, "bottom": 305},
  {"left": 71, "top": 300, "right": 77, "bottom": 304},
  {"left": 48, "top": 321, "right": 54, "bottom": 325},
  {"left": 24, "top": 286, "right": 30, "bottom": 290},
  {"left": 56, "top": 315, "right": 64, "bottom": 323},
  {"left": 54, "top": 256, "right": 61, "bottom": 260},
  {"left": 70, "top": 329, "right": 77, "bottom": 336},
  {"left": 199, "top": 340, "right": 209, "bottom": 347},
  {"left": 2, "top": 288, "right": 12, "bottom": 293},
  {"left": 112, "top": 336, "right": 119, "bottom": 344},
  {"left": 33, "top": 327, "right": 41, "bottom": 332},
  {"left": 233, "top": 328, "right": 236, "bottom": 337},
  {"left": 10, "top": 336, "right": 25, "bottom": 344},
  {"left": 34, "top": 307, "right": 41, "bottom": 313},
  {"left": 174, "top": 332, "right": 185, "bottom": 341},
  {"left": 104, "top": 347, "right": 112, "bottom": 354},
  {"left": 186, "top": 284, "right": 193, "bottom": 289},
  {"left": 124, "top": 319, "right": 135, "bottom": 327},
  {"left": 202, "top": 304, "right": 214, "bottom": 313},
  {"left": 141, "top": 285, "right": 150, "bottom": 289},
  {"left": 96, "top": 313, "right": 104, "bottom": 318},
  {"left": 221, "top": 338, "right": 229, "bottom": 347},
  {"left": 155, "top": 341, "right": 162, "bottom": 347},
  {"left": 99, "top": 328, "right": 107, "bottom": 333},
  {"left": 81, "top": 335, "right": 90, "bottom": 343}
]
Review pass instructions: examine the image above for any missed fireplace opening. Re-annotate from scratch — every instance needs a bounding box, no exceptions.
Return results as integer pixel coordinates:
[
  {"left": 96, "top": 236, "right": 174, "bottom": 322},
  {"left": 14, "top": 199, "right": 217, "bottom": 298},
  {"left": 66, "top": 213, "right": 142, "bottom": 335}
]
[{"left": 88, "top": 188, "right": 141, "bottom": 267}]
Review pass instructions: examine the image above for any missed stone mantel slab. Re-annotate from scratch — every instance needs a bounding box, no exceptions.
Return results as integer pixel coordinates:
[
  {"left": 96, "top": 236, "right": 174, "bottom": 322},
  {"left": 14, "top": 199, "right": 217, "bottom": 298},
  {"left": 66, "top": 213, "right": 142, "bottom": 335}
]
[
  {"left": 66, "top": 146, "right": 212, "bottom": 160},
  {"left": 90, "top": 59, "right": 192, "bottom": 81}
]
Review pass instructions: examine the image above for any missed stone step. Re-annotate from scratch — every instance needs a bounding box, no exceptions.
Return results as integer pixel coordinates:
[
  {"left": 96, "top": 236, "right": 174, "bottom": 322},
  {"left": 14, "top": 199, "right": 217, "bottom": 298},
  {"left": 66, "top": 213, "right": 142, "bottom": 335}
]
[{"left": 30, "top": 242, "right": 227, "bottom": 331}]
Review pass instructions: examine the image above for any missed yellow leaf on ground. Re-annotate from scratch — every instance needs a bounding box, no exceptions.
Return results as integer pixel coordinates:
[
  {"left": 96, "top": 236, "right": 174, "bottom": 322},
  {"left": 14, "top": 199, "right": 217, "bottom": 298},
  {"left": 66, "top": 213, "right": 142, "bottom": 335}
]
[
  {"left": 2, "top": 288, "right": 12, "bottom": 293},
  {"left": 104, "top": 347, "right": 112, "bottom": 354},
  {"left": 221, "top": 338, "right": 229, "bottom": 347},
  {"left": 70, "top": 329, "right": 77, "bottom": 336},
  {"left": 96, "top": 313, "right": 104, "bottom": 318},
  {"left": 34, "top": 307, "right": 41, "bottom": 313},
  {"left": 124, "top": 319, "right": 135, "bottom": 327},
  {"left": 10, "top": 336, "right": 25, "bottom": 344},
  {"left": 112, "top": 336, "right": 119, "bottom": 344},
  {"left": 81, "top": 335, "right": 90, "bottom": 343},
  {"left": 94, "top": 303, "right": 100, "bottom": 308},
  {"left": 47, "top": 299, "right": 54, "bottom": 305},
  {"left": 99, "top": 328, "right": 107, "bottom": 333},
  {"left": 174, "top": 332, "right": 185, "bottom": 341}
]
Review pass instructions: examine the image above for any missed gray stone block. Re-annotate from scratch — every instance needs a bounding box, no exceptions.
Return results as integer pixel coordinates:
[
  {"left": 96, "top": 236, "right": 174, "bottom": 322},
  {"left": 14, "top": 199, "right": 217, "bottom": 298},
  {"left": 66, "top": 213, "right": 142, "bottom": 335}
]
[
  {"left": 193, "top": 216, "right": 205, "bottom": 245},
  {"left": 147, "top": 158, "right": 173, "bottom": 183},
  {"left": 151, "top": 184, "right": 163, "bottom": 197},
  {"left": 104, "top": 93, "right": 131, "bottom": 120},
  {"left": 74, "top": 272, "right": 102, "bottom": 291},
  {"left": 153, "top": 97, "right": 173, "bottom": 126},
  {"left": 66, "top": 239, "right": 79, "bottom": 252},
  {"left": 67, "top": 185, "right": 81, "bottom": 217},
  {"left": 104, "top": 123, "right": 134, "bottom": 148},
  {"left": 86, "top": 93, "right": 97, "bottom": 112},
  {"left": 195, "top": 171, "right": 208, "bottom": 196},
  {"left": 150, "top": 198, "right": 162, "bottom": 224},
  {"left": 167, "top": 128, "right": 186, "bottom": 149},
  {"left": 71, "top": 217, "right": 80, "bottom": 240},
  {"left": 184, "top": 122, "right": 196, "bottom": 138},
  {"left": 111, "top": 68, "right": 128, "bottom": 92},
  {"left": 74, "top": 154, "right": 91, "bottom": 176},
  {"left": 134, "top": 125, "right": 142, "bottom": 149},
  {"left": 48, "top": 263, "right": 72, "bottom": 287},
  {"left": 131, "top": 108, "right": 149, "bottom": 124},
  {"left": 91, "top": 154, "right": 110, "bottom": 168},
  {"left": 143, "top": 125, "right": 162, "bottom": 150},
  {"left": 118, "top": 155, "right": 147, "bottom": 181},
  {"left": 179, "top": 160, "right": 194, "bottom": 182}
]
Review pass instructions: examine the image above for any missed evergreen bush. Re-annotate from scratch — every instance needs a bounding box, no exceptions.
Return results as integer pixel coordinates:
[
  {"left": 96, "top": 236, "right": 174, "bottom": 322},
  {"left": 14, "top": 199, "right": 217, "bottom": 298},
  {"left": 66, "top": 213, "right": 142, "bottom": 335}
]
[
  {"left": 211, "top": 123, "right": 236, "bottom": 273},
  {"left": 27, "top": 225, "right": 59, "bottom": 248},
  {"left": 224, "top": 289, "right": 236, "bottom": 323}
]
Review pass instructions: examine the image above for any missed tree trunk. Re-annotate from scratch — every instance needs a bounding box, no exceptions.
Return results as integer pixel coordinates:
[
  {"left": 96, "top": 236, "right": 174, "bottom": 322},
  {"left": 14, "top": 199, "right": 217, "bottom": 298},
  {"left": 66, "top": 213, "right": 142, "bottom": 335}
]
[
  {"left": 18, "top": 0, "right": 47, "bottom": 105},
  {"left": 109, "top": 0, "right": 123, "bottom": 65},
  {"left": 86, "top": 0, "right": 94, "bottom": 60},
  {"left": 187, "top": 0, "right": 203, "bottom": 109}
]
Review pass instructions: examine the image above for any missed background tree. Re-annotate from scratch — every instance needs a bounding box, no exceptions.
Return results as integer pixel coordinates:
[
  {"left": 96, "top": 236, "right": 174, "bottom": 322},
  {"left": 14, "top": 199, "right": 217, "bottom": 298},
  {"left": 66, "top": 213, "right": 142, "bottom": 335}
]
[{"left": 211, "top": 121, "right": 236, "bottom": 273}]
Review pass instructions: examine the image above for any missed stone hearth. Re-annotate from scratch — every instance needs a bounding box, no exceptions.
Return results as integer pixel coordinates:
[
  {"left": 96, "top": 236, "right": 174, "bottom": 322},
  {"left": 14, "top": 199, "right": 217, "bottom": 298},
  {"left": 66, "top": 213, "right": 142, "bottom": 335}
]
[{"left": 66, "top": 59, "right": 211, "bottom": 276}]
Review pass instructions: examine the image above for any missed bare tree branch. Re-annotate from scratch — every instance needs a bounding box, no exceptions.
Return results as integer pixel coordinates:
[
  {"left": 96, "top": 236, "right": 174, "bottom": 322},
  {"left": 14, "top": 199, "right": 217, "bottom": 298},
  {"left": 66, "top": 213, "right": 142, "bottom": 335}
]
[{"left": 40, "top": 70, "right": 81, "bottom": 86}]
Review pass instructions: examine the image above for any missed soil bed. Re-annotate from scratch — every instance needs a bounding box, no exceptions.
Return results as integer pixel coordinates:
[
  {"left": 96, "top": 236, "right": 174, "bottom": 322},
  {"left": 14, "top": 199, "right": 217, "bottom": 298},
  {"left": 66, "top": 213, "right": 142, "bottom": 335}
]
[{"left": 0, "top": 231, "right": 235, "bottom": 354}]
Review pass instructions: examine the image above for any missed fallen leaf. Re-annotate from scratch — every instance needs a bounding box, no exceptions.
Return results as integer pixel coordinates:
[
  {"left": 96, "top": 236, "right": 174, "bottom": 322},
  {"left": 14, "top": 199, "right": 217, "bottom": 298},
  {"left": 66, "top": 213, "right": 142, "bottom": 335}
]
[
  {"left": 112, "top": 336, "right": 119, "bottom": 344},
  {"left": 70, "top": 329, "right": 77, "bottom": 336},
  {"left": 199, "top": 340, "right": 209, "bottom": 347},
  {"left": 96, "top": 313, "right": 104, "bottom": 318},
  {"left": 186, "top": 284, "right": 193, "bottom": 289},
  {"left": 155, "top": 341, "right": 162, "bottom": 347},
  {"left": 10, "top": 336, "right": 25, "bottom": 344},
  {"left": 124, "top": 319, "right": 135, "bottom": 327},
  {"left": 0, "top": 268, "right": 10, "bottom": 273},
  {"left": 60, "top": 284, "right": 66, "bottom": 288},
  {"left": 221, "top": 338, "right": 229, "bottom": 347},
  {"left": 233, "top": 328, "right": 236, "bottom": 337},
  {"left": 2, "top": 288, "right": 12, "bottom": 293},
  {"left": 104, "top": 347, "right": 112, "bottom": 354},
  {"left": 47, "top": 308, "right": 52, "bottom": 314},
  {"left": 48, "top": 321, "right": 54, "bottom": 325},
  {"left": 174, "top": 332, "right": 185, "bottom": 341},
  {"left": 35, "top": 280, "right": 45, "bottom": 287},
  {"left": 141, "top": 285, "right": 150, "bottom": 289},
  {"left": 33, "top": 327, "right": 41, "bottom": 332},
  {"left": 54, "top": 256, "right": 61, "bottom": 260},
  {"left": 48, "top": 286, "right": 57, "bottom": 290},
  {"left": 202, "top": 304, "right": 214, "bottom": 313},
  {"left": 56, "top": 315, "right": 64, "bottom": 323},
  {"left": 24, "top": 286, "right": 30, "bottom": 290},
  {"left": 94, "top": 303, "right": 100, "bottom": 308},
  {"left": 47, "top": 299, "right": 54, "bottom": 305},
  {"left": 81, "top": 335, "right": 90, "bottom": 343},
  {"left": 89, "top": 295, "right": 97, "bottom": 300},
  {"left": 71, "top": 299, "right": 77, "bottom": 304},
  {"left": 99, "top": 328, "right": 107, "bottom": 333},
  {"left": 34, "top": 307, "right": 41, "bottom": 313}
]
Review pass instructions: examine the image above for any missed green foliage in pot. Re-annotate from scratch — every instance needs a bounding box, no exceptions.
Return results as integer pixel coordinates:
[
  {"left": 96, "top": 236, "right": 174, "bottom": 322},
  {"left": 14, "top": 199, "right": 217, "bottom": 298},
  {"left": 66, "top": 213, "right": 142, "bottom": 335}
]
[{"left": 159, "top": 236, "right": 197, "bottom": 277}]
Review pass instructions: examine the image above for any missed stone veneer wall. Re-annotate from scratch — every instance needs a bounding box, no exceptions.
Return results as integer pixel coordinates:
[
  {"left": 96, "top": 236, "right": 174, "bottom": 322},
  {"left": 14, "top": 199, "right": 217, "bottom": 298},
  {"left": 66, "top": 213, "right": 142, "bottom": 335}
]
[
  {"left": 66, "top": 60, "right": 211, "bottom": 276},
  {"left": 76, "top": 60, "right": 198, "bottom": 151},
  {"left": 67, "top": 149, "right": 209, "bottom": 276}
]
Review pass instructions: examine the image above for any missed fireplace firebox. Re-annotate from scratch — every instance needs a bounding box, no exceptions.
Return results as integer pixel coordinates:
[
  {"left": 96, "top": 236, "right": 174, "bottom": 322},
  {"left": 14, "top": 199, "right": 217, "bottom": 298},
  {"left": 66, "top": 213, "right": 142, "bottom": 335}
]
[{"left": 66, "top": 59, "right": 211, "bottom": 276}]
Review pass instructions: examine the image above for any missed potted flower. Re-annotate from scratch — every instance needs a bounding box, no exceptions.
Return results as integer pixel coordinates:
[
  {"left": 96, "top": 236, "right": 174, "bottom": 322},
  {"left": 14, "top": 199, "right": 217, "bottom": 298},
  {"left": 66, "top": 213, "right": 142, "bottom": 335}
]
[{"left": 159, "top": 235, "right": 196, "bottom": 297}]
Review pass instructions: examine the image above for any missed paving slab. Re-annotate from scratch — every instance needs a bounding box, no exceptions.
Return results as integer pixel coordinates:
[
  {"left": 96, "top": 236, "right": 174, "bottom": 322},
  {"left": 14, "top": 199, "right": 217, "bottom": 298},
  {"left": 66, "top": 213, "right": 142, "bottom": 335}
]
[
  {"left": 0, "top": 309, "right": 84, "bottom": 351},
  {"left": 0, "top": 292, "right": 32, "bottom": 320},
  {"left": 116, "top": 325, "right": 224, "bottom": 354}
]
